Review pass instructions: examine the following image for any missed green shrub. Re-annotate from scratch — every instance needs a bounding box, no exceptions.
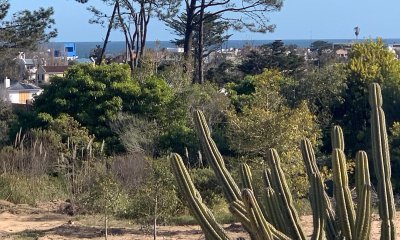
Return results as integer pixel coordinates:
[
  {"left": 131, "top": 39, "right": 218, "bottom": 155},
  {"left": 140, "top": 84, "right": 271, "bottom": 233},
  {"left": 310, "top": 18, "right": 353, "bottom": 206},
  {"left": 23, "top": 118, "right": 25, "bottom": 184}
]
[{"left": 190, "top": 167, "right": 224, "bottom": 207}]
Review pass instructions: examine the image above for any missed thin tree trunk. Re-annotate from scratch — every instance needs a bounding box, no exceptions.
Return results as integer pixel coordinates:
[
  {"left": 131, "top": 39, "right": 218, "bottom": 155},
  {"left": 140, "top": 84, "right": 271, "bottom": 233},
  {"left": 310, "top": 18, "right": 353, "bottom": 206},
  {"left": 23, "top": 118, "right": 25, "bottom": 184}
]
[
  {"left": 153, "top": 193, "right": 158, "bottom": 240},
  {"left": 116, "top": 0, "right": 134, "bottom": 72},
  {"left": 105, "top": 211, "right": 108, "bottom": 240},
  {"left": 197, "top": 0, "right": 205, "bottom": 84},
  {"left": 183, "top": 0, "right": 196, "bottom": 74},
  {"left": 96, "top": 2, "right": 118, "bottom": 66}
]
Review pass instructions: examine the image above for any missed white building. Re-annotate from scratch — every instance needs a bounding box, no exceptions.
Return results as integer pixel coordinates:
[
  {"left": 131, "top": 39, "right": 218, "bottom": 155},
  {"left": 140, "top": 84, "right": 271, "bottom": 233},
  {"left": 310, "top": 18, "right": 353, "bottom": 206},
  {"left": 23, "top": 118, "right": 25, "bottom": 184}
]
[{"left": 2, "top": 78, "right": 43, "bottom": 104}]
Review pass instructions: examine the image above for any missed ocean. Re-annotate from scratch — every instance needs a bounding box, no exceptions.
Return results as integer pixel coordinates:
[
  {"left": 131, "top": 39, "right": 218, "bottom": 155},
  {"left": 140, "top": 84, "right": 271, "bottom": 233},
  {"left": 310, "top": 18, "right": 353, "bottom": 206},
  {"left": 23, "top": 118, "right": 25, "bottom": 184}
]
[{"left": 45, "top": 39, "right": 400, "bottom": 59}]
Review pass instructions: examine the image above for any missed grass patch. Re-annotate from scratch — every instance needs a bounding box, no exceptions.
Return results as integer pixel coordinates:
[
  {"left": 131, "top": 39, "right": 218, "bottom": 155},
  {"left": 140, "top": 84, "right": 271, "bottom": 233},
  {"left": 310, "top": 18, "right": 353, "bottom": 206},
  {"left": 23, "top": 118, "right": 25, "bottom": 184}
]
[
  {"left": 170, "top": 214, "right": 197, "bottom": 225},
  {"left": 77, "top": 214, "right": 135, "bottom": 228},
  {"left": 0, "top": 174, "right": 68, "bottom": 205},
  {"left": 10, "top": 230, "right": 45, "bottom": 240},
  {"left": 294, "top": 197, "right": 313, "bottom": 216},
  {"left": 170, "top": 199, "right": 235, "bottom": 225}
]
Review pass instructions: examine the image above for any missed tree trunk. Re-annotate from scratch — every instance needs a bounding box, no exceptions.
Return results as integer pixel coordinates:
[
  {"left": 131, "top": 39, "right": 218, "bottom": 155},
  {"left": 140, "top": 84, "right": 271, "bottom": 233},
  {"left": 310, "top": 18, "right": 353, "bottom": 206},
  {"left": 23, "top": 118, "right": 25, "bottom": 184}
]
[
  {"left": 183, "top": 0, "right": 196, "bottom": 74},
  {"left": 96, "top": 2, "right": 118, "bottom": 66},
  {"left": 196, "top": 0, "right": 205, "bottom": 84},
  {"left": 116, "top": 0, "right": 134, "bottom": 72},
  {"left": 104, "top": 211, "right": 108, "bottom": 240},
  {"left": 153, "top": 193, "right": 158, "bottom": 240}
]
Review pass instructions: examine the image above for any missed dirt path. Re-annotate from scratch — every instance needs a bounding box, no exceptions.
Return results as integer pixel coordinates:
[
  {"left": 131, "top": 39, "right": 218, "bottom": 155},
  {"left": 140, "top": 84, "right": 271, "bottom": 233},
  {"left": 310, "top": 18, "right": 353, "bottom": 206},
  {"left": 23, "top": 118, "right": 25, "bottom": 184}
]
[{"left": 0, "top": 200, "right": 400, "bottom": 239}]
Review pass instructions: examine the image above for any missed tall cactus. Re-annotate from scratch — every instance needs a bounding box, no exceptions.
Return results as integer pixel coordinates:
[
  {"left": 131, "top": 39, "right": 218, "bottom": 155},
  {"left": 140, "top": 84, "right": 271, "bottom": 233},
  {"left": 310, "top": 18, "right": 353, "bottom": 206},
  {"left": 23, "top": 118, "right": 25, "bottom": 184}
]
[
  {"left": 170, "top": 153, "right": 230, "bottom": 240},
  {"left": 262, "top": 169, "right": 288, "bottom": 234},
  {"left": 369, "top": 83, "right": 396, "bottom": 239},
  {"left": 332, "top": 148, "right": 356, "bottom": 240},
  {"left": 265, "top": 148, "right": 306, "bottom": 240},
  {"left": 171, "top": 83, "right": 395, "bottom": 240},
  {"left": 193, "top": 110, "right": 241, "bottom": 203},
  {"left": 300, "top": 138, "right": 338, "bottom": 240},
  {"left": 331, "top": 126, "right": 356, "bottom": 240},
  {"left": 353, "top": 151, "right": 371, "bottom": 239},
  {"left": 193, "top": 110, "right": 289, "bottom": 240}
]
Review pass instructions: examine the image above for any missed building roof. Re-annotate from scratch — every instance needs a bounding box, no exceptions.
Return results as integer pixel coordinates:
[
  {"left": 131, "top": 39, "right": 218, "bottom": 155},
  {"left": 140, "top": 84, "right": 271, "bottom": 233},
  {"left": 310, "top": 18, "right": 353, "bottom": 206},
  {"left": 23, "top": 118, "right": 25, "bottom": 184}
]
[
  {"left": 8, "top": 82, "right": 42, "bottom": 91},
  {"left": 42, "top": 65, "right": 69, "bottom": 73}
]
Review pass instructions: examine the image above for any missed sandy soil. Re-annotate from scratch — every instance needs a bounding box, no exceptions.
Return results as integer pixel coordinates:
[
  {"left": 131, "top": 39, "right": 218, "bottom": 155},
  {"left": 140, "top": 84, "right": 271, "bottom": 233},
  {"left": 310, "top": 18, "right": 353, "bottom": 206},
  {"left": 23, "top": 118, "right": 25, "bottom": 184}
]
[{"left": 0, "top": 200, "right": 399, "bottom": 239}]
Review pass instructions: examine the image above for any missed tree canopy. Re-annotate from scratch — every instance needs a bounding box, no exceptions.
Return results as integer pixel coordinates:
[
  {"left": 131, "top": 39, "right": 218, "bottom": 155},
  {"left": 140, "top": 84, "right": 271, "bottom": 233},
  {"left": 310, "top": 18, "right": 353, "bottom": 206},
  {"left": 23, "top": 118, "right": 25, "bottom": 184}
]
[
  {"left": 32, "top": 64, "right": 174, "bottom": 153},
  {"left": 239, "top": 40, "right": 305, "bottom": 76},
  {"left": 0, "top": 1, "right": 57, "bottom": 52}
]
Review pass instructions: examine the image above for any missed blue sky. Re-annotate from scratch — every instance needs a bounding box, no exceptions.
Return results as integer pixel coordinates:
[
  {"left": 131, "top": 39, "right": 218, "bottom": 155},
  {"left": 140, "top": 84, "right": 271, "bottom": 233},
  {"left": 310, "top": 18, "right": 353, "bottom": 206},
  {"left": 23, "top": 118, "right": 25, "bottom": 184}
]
[{"left": 8, "top": 0, "right": 400, "bottom": 42}]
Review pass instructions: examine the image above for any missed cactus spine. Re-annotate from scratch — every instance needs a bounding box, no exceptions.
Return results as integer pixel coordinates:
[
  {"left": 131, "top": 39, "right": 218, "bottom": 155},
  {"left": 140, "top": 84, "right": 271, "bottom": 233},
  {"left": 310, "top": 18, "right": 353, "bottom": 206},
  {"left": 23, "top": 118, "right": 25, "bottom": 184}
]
[
  {"left": 170, "top": 153, "right": 230, "bottom": 240},
  {"left": 369, "top": 83, "right": 396, "bottom": 239}
]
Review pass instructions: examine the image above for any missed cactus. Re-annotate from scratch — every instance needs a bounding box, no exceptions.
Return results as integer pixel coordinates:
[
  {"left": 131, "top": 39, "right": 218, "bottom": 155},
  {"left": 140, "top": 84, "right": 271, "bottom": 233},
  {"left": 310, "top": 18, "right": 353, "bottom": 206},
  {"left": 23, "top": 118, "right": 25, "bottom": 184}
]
[
  {"left": 262, "top": 169, "right": 288, "bottom": 234},
  {"left": 300, "top": 138, "right": 338, "bottom": 240},
  {"left": 369, "top": 83, "right": 396, "bottom": 239},
  {"left": 170, "top": 83, "right": 395, "bottom": 240},
  {"left": 332, "top": 148, "right": 355, "bottom": 240},
  {"left": 354, "top": 151, "right": 371, "bottom": 239},
  {"left": 265, "top": 148, "right": 306, "bottom": 240},
  {"left": 331, "top": 125, "right": 345, "bottom": 151},
  {"left": 193, "top": 110, "right": 289, "bottom": 240},
  {"left": 193, "top": 110, "right": 241, "bottom": 203},
  {"left": 241, "top": 188, "right": 274, "bottom": 240},
  {"left": 240, "top": 163, "right": 254, "bottom": 191},
  {"left": 170, "top": 153, "right": 230, "bottom": 240}
]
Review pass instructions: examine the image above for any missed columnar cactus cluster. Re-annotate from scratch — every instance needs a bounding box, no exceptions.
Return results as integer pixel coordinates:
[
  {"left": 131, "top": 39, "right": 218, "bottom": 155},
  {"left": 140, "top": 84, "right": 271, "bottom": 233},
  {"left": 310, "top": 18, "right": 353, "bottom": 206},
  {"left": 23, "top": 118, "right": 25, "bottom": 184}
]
[{"left": 170, "top": 83, "right": 396, "bottom": 240}]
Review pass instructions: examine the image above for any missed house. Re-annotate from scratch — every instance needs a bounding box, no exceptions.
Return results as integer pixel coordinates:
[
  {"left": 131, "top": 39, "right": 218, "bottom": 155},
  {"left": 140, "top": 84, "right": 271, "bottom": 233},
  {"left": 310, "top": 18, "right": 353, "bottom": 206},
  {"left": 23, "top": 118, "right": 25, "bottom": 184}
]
[
  {"left": 335, "top": 49, "right": 349, "bottom": 59},
  {"left": 37, "top": 65, "right": 69, "bottom": 84},
  {"left": 16, "top": 52, "right": 37, "bottom": 81},
  {"left": 5, "top": 80, "right": 43, "bottom": 104}
]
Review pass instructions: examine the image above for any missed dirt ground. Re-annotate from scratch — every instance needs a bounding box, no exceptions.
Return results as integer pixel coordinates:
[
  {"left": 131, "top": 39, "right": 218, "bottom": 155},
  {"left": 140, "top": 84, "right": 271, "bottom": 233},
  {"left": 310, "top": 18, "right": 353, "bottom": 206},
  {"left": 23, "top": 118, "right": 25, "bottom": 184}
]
[{"left": 0, "top": 200, "right": 399, "bottom": 239}]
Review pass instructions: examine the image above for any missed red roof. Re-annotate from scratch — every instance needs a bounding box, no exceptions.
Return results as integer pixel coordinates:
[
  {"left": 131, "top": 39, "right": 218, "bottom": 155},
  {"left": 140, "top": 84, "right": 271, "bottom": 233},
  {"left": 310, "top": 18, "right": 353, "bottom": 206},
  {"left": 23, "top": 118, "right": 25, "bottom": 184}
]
[{"left": 42, "top": 65, "right": 69, "bottom": 73}]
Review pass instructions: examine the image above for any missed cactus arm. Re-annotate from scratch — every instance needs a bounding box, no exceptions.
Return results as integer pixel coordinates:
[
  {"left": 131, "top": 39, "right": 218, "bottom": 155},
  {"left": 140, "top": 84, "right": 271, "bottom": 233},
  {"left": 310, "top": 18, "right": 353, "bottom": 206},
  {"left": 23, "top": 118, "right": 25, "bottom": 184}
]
[
  {"left": 193, "top": 110, "right": 242, "bottom": 203},
  {"left": 266, "top": 148, "right": 306, "bottom": 240},
  {"left": 354, "top": 185, "right": 371, "bottom": 239},
  {"left": 242, "top": 189, "right": 274, "bottom": 240},
  {"left": 331, "top": 125, "right": 345, "bottom": 151},
  {"left": 229, "top": 200, "right": 252, "bottom": 227},
  {"left": 240, "top": 163, "right": 254, "bottom": 191},
  {"left": 309, "top": 173, "right": 326, "bottom": 240},
  {"left": 332, "top": 148, "right": 356, "bottom": 240},
  {"left": 261, "top": 169, "right": 288, "bottom": 233},
  {"left": 300, "top": 138, "right": 338, "bottom": 240},
  {"left": 170, "top": 153, "right": 231, "bottom": 240},
  {"left": 353, "top": 151, "right": 372, "bottom": 239},
  {"left": 369, "top": 83, "right": 396, "bottom": 240}
]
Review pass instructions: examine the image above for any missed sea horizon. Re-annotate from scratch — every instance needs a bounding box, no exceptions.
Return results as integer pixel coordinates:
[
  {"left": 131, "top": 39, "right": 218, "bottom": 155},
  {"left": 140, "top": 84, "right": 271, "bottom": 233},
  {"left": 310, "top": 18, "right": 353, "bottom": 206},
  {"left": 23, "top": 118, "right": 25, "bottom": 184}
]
[{"left": 45, "top": 38, "right": 400, "bottom": 58}]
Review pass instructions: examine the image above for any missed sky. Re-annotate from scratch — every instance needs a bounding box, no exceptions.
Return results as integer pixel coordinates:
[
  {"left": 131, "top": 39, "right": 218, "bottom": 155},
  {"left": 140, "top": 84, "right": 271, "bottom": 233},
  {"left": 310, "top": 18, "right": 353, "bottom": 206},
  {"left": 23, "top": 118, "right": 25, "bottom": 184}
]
[{"left": 7, "top": 0, "right": 400, "bottom": 42}]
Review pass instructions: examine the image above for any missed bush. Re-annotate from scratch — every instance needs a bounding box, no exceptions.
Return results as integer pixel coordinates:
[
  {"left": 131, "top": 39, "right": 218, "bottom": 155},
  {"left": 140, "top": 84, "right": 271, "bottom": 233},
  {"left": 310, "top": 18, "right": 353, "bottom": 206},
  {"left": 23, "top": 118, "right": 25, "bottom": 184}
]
[
  {"left": 190, "top": 167, "right": 224, "bottom": 207},
  {"left": 122, "top": 157, "right": 179, "bottom": 225}
]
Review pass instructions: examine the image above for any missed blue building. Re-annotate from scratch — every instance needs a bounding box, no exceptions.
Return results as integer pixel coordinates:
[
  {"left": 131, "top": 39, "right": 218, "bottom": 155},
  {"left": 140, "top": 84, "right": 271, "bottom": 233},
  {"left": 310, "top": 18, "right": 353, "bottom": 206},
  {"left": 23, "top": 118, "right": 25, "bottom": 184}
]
[{"left": 64, "top": 43, "right": 77, "bottom": 59}]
